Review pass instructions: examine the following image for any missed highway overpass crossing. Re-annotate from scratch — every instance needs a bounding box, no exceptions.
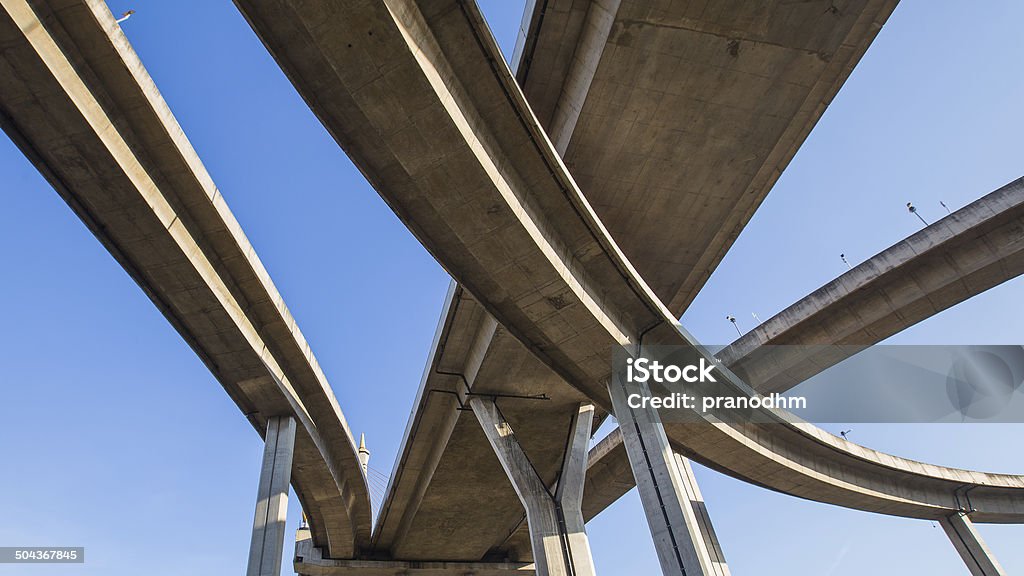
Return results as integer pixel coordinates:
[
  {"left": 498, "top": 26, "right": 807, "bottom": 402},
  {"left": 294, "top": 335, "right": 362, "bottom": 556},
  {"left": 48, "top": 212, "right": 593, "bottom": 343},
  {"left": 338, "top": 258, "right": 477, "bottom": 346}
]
[
  {"left": 0, "top": 1, "right": 1019, "bottom": 575},
  {"left": 231, "top": 1, "right": 1021, "bottom": 575}
]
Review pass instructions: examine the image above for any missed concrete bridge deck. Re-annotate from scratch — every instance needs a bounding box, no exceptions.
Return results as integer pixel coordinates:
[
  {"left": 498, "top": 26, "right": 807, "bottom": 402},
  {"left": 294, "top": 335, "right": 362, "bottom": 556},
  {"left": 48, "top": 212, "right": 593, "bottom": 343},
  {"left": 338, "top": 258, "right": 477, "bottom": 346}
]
[{"left": 515, "top": 0, "right": 900, "bottom": 313}]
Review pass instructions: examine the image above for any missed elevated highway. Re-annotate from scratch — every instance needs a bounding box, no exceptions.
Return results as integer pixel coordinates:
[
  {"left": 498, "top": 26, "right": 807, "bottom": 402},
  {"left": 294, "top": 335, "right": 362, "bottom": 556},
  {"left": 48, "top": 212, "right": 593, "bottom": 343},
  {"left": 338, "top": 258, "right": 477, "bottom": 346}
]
[
  {"left": 361, "top": 0, "right": 910, "bottom": 561},
  {"left": 232, "top": 0, "right": 1024, "bottom": 569},
  {"left": 4, "top": 0, "right": 1020, "bottom": 574},
  {"left": 0, "top": 0, "right": 371, "bottom": 559}
]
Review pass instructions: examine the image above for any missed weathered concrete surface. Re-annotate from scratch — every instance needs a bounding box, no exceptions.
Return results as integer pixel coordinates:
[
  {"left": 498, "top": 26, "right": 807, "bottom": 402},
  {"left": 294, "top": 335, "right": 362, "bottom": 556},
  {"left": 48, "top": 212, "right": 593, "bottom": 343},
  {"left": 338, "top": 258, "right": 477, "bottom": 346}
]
[
  {"left": 940, "top": 513, "right": 1008, "bottom": 576},
  {"left": 583, "top": 177, "right": 1024, "bottom": 519},
  {"left": 516, "top": 0, "right": 900, "bottom": 314},
  {"left": 248, "top": 416, "right": 297, "bottom": 576},
  {"left": 235, "top": 0, "right": 1024, "bottom": 566},
  {"left": 0, "top": 0, "right": 370, "bottom": 557}
]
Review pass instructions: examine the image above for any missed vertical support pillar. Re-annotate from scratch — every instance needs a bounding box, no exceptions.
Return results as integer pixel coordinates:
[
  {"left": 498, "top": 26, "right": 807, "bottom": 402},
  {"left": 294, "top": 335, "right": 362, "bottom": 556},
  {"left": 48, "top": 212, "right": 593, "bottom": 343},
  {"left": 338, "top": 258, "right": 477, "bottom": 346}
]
[
  {"left": 470, "top": 397, "right": 597, "bottom": 576},
  {"left": 675, "top": 454, "right": 730, "bottom": 576},
  {"left": 608, "top": 377, "right": 719, "bottom": 576},
  {"left": 555, "top": 404, "right": 598, "bottom": 576},
  {"left": 940, "top": 512, "right": 1007, "bottom": 576},
  {"left": 247, "top": 415, "right": 297, "bottom": 576}
]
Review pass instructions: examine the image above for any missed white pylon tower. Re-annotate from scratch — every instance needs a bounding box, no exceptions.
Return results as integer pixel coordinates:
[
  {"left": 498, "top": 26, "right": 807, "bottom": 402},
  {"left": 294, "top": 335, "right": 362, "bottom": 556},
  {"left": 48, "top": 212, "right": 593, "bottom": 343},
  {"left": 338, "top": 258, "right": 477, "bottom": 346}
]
[{"left": 358, "top": 433, "right": 371, "bottom": 473}]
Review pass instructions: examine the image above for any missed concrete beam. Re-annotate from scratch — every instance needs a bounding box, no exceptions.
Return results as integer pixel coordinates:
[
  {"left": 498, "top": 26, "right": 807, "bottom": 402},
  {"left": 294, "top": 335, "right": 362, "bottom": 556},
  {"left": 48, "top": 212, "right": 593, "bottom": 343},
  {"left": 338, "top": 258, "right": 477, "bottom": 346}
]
[
  {"left": 608, "top": 378, "right": 720, "bottom": 576},
  {"left": 370, "top": 0, "right": 612, "bottom": 553},
  {"left": 939, "top": 513, "right": 1007, "bottom": 576},
  {"left": 470, "top": 398, "right": 596, "bottom": 576},
  {"left": 543, "top": 0, "right": 620, "bottom": 156},
  {"left": 295, "top": 531, "right": 535, "bottom": 575},
  {"left": 371, "top": 285, "right": 509, "bottom": 559},
  {"left": 248, "top": 416, "right": 297, "bottom": 576},
  {"left": 721, "top": 176, "right": 1024, "bottom": 395}
]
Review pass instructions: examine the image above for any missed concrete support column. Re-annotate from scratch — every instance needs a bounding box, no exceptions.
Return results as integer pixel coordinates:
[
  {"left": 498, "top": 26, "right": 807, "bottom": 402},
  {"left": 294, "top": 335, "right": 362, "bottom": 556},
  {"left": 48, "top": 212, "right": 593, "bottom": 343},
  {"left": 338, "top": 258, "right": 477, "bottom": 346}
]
[
  {"left": 555, "top": 403, "right": 599, "bottom": 576},
  {"left": 247, "top": 415, "right": 297, "bottom": 576},
  {"left": 675, "top": 454, "right": 730, "bottom": 576},
  {"left": 940, "top": 512, "right": 1007, "bottom": 576},
  {"left": 470, "top": 398, "right": 597, "bottom": 576},
  {"left": 608, "top": 377, "right": 721, "bottom": 576}
]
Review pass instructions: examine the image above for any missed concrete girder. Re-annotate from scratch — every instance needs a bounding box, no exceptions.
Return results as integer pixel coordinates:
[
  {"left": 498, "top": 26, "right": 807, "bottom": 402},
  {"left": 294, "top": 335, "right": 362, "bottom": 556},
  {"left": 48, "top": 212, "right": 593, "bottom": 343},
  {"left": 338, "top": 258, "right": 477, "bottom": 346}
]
[{"left": 295, "top": 531, "right": 535, "bottom": 575}]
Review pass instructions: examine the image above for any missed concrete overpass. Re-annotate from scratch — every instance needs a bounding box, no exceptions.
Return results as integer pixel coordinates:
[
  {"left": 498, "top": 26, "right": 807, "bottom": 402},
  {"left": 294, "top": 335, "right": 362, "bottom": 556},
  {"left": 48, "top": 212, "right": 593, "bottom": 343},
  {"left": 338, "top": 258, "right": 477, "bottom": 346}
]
[
  {"left": 3, "top": 0, "right": 1019, "bottom": 575},
  {"left": 231, "top": 1, "right": 1023, "bottom": 575},
  {"left": 358, "top": 0, "right": 911, "bottom": 562},
  {"left": 0, "top": 0, "right": 371, "bottom": 565}
]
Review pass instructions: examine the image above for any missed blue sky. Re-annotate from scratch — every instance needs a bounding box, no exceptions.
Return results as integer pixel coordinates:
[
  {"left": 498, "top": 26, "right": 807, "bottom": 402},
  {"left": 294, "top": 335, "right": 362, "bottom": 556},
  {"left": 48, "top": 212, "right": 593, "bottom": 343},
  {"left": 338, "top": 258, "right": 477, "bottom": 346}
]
[{"left": 0, "top": 1, "right": 1021, "bottom": 574}]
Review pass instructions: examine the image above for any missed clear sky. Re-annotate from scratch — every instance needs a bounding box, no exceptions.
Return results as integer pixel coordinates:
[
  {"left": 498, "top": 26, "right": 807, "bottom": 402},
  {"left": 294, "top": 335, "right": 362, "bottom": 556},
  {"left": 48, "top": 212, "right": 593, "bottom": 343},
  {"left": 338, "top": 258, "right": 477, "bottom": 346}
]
[{"left": 0, "top": 1, "right": 1022, "bottom": 575}]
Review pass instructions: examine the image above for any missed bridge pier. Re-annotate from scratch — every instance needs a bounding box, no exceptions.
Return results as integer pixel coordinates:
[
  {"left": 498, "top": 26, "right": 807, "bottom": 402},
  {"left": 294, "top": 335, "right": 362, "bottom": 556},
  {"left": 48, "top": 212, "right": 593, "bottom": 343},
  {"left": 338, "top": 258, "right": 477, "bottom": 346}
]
[
  {"left": 247, "top": 415, "right": 297, "bottom": 576},
  {"left": 940, "top": 512, "right": 1007, "bottom": 576},
  {"left": 674, "top": 454, "right": 730, "bottom": 575},
  {"left": 608, "top": 377, "right": 728, "bottom": 576},
  {"left": 470, "top": 398, "right": 597, "bottom": 576}
]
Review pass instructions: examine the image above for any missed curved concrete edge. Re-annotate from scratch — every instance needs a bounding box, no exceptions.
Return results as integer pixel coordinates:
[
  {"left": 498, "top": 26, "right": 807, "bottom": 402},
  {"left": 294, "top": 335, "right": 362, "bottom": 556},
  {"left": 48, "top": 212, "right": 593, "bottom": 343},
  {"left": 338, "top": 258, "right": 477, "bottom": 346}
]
[
  {"left": 721, "top": 176, "right": 1024, "bottom": 392},
  {"left": 369, "top": 282, "right": 499, "bottom": 552},
  {"left": 0, "top": 0, "right": 371, "bottom": 555}
]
